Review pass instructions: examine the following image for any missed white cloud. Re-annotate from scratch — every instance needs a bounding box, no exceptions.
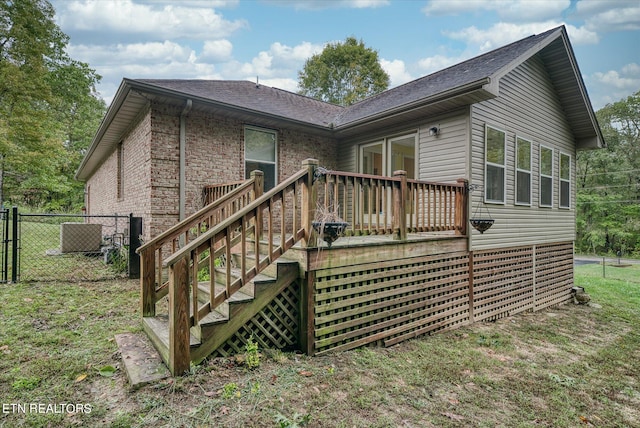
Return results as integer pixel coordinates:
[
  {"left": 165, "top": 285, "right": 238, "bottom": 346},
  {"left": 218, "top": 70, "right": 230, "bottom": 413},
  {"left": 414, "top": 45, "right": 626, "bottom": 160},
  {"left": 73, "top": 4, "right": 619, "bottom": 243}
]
[
  {"left": 380, "top": 59, "right": 413, "bottom": 87},
  {"left": 417, "top": 54, "right": 471, "bottom": 75},
  {"left": 446, "top": 22, "right": 598, "bottom": 52},
  {"left": 138, "top": 0, "right": 238, "bottom": 7},
  {"left": 232, "top": 41, "right": 323, "bottom": 81},
  {"left": 257, "top": 77, "right": 299, "bottom": 93},
  {"left": 593, "top": 64, "right": 640, "bottom": 89},
  {"left": 68, "top": 41, "right": 196, "bottom": 66},
  {"left": 57, "top": 0, "right": 247, "bottom": 41},
  {"left": 200, "top": 40, "right": 234, "bottom": 62},
  {"left": 583, "top": 5, "right": 640, "bottom": 32},
  {"left": 588, "top": 62, "right": 640, "bottom": 108},
  {"left": 263, "top": 0, "right": 389, "bottom": 10},
  {"left": 422, "top": 0, "right": 570, "bottom": 22}
]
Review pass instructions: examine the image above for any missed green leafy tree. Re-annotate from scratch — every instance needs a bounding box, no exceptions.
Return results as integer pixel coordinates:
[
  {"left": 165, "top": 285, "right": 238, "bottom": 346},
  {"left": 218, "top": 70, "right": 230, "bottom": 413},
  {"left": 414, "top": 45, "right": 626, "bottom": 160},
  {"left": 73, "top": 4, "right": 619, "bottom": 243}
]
[
  {"left": 576, "top": 90, "right": 640, "bottom": 256},
  {"left": 298, "top": 37, "right": 390, "bottom": 106},
  {"left": 0, "top": 0, "right": 104, "bottom": 210}
]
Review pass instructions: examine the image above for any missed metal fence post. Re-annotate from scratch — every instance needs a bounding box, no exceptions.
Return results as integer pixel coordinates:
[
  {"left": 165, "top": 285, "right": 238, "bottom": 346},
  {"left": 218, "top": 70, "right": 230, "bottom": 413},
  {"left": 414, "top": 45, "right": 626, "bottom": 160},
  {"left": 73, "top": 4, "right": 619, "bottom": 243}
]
[
  {"left": 129, "top": 214, "right": 142, "bottom": 279},
  {"left": 11, "top": 206, "right": 18, "bottom": 283}
]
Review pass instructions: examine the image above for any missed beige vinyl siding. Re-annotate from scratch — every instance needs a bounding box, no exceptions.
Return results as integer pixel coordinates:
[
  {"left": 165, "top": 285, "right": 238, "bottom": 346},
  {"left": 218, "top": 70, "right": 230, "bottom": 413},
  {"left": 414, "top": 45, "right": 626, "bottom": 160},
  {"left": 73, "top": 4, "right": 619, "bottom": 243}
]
[
  {"left": 418, "top": 110, "right": 469, "bottom": 183},
  {"left": 335, "top": 139, "right": 356, "bottom": 173},
  {"left": 470, "top": 54, "right": 576, "bottom": 251}
]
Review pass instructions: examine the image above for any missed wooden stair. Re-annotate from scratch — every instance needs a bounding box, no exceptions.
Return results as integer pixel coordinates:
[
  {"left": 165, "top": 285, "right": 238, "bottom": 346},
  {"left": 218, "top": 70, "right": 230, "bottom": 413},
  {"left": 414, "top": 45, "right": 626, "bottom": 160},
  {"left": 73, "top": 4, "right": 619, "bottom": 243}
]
[{"left": 142, "top": 255, "right": 299, "bottom": 368}]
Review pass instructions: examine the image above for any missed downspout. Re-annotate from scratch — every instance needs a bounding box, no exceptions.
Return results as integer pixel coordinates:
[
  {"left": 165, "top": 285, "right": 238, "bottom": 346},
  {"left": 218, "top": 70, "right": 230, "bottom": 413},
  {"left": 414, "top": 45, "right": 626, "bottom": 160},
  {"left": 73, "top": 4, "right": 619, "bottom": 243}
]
[{"left": 179, "top": 99, "right": 192, "bottom": 221}]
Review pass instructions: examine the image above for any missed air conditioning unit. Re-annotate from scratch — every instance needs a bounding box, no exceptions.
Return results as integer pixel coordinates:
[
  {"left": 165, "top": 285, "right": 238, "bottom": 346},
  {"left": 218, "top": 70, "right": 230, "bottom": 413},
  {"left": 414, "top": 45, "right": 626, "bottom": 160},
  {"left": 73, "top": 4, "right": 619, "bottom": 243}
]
[{"left": 60, "top": 223, "right": 102, "bottom": 253}]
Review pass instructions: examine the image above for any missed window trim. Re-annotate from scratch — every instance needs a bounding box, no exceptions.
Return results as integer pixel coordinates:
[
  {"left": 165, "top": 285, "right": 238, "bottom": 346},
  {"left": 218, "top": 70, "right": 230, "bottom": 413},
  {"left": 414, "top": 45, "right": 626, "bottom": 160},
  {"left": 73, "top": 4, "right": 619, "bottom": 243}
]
[
  {"left": 515, "top": 136, "right": 532, "bottom": 206},
  {"left": 539, "top": 145, "right": 554, "bottom": 208},
  {"left": 484, "top": 124, "right": 506, "bottom": 205},
  {"left": 559, "top": 152, "right": 571, "bottom": 209},
  {"left": 244, "top": 125, "right": 278, "bottom": 190}
]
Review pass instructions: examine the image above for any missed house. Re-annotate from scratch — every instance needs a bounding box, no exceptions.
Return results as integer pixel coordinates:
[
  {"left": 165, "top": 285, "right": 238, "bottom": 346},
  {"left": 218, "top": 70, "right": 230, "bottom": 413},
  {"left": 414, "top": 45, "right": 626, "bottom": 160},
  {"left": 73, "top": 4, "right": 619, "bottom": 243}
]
[{"left": 77, "top": 26, "right": 603, "bottom": 375}]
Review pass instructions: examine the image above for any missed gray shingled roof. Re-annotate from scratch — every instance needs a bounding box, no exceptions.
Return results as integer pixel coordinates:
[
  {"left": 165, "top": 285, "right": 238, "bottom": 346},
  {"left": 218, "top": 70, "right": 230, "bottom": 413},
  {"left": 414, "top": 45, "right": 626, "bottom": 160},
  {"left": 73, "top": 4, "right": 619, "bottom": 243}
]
[
  {"left": 134, "top": 27, "right": 560, "bottom": 130},
  {"left": 135, "top": 79, "right": 344, "bottom": 128},
  {"left": 334, "top": 27, "right": 560, "bottom": 127}
]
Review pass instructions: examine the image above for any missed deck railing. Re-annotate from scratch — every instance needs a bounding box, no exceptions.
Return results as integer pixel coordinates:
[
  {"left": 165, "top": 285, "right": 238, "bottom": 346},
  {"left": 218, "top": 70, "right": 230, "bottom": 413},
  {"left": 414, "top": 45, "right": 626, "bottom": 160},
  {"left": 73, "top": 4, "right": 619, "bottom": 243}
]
[
  {"left": 318, "top": 170, "right": 468, "bottom": 239},
  {"left": 139, "top": 159, "right": 468, "bottom": 374},
  {"left": 202, "top": 180, "right": 247, "bottom": 206}
]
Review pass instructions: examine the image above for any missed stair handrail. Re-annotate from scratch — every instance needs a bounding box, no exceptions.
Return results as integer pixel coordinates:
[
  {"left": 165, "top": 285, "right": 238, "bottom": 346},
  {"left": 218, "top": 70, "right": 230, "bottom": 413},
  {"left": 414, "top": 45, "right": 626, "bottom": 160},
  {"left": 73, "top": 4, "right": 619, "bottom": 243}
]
[
  {"left": 138, "top": 176, "right": 259, "bottom": 255},
  {"left": 163, "top": 159, "right": 317, "bottom": 374},
  {"left": 164, "top": 168, "right": 309, "bottom": 268},
  {"left": 139, "top": 172, "right": 263, "bottom": 318}
]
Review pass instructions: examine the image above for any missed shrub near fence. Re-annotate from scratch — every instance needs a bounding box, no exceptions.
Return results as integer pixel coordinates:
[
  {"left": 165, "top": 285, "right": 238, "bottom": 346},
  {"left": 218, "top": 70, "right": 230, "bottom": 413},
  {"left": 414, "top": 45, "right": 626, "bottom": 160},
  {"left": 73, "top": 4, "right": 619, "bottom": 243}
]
[{"left": 15, "top": 212, "right": 141, "bottom": 283}]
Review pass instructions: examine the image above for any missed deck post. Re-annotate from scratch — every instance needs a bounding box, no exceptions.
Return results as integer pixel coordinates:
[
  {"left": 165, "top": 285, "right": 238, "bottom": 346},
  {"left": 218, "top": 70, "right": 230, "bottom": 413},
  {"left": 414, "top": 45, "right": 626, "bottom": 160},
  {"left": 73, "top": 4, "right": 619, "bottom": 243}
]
[
  {"left": 456, "top": 178, "right": 469, "bottom": 236},
  {"left": 301, "top": 158, "right": 319, "bottom": 248},
  {"left": 168, "top": 257, "right": 191, "bottom": 375},
  {"left": 468, "top": 250, "right": 474, "bottom": 323},
  {"left": 140, "top": 247, "right": 156, "bottom": 317},
  {"left": 251, "top": 170, "right": 264, "bottom": 200},
  {"left": 392, "top": 170, "right": 407, "bottom": 241},
  {"left": 299, "top": 270, "right": 316, "bottom": 356}
]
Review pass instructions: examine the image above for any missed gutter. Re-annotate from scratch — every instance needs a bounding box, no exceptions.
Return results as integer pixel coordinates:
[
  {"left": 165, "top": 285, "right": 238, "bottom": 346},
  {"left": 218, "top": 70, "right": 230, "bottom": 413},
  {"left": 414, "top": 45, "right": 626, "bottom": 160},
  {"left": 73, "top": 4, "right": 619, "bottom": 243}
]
[{"left": 179, "top": 99, "right": 193, "bottom": 221}]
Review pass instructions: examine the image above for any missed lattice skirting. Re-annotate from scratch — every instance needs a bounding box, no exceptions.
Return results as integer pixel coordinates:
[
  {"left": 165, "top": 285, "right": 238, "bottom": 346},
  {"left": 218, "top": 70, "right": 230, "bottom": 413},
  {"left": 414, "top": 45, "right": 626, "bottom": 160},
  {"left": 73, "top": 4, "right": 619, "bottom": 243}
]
[
  {"left": 211, "top": 281, "right": 300, "bottom": 357},
  {"left": 209, "top": 242, "right": 574, "bottom": 357},
  {"left": 313, "top": 251, "right": 472, "bottom": 356},
  {"left": 313, "top": 242, "right": 574, "bottom": 355}
]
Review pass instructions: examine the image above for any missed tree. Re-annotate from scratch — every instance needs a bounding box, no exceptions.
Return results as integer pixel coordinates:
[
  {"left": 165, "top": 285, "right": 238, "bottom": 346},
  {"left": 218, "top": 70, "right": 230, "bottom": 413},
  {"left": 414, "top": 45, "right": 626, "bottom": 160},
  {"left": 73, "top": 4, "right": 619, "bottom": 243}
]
[
  {"left": 0, "top": 0, "right": 104, "bottom": 210},
  {"left": 576, "top": 90, "right": 640, "bottom": 256},
  {"left": 298, "top": 37, "right": 390, "bottom": 106}
]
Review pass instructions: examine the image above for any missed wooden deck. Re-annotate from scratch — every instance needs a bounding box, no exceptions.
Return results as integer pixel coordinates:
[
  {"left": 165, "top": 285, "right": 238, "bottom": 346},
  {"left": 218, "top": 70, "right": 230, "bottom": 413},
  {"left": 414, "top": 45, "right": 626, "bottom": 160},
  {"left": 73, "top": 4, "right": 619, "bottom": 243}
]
[{"left": 137, "top": 160, "right": 572, "bottom": 375}]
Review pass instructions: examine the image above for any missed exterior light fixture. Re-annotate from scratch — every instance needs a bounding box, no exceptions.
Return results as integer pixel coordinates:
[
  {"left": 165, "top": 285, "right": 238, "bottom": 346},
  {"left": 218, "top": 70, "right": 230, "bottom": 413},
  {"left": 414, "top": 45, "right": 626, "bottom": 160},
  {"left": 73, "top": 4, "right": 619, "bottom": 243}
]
[{"left": 429, "top": 126, "right": 439, "bottom": 136}]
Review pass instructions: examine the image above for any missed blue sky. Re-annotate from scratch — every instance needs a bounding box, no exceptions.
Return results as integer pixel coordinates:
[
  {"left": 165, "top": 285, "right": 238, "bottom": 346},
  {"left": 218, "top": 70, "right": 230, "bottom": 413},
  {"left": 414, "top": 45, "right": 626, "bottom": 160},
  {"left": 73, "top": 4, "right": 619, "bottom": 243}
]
[{"left": 51, "top": 0, "right": 640, "bottom": 110}]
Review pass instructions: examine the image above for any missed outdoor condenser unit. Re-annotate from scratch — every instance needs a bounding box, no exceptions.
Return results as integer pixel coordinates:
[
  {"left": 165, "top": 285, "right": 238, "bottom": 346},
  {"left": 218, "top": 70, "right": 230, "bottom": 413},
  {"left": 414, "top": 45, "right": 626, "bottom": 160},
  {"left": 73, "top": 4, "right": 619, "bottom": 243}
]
[{"left": 60, "top": 223, "right": 102, "bottom": 253}]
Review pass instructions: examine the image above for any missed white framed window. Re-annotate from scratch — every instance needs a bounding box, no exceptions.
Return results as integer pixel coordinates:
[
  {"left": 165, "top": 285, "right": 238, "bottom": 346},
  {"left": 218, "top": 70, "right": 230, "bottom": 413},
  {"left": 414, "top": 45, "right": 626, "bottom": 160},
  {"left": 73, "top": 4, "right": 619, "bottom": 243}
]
[
  {"left": 559, "top": 152, "right": 571, "bottom": 209},
  {"left": 245, "top": 126, "right": 277, "bottom": 191},
  {"left": 484, "top": 125, "right": 506, "bottom": 204},
  {"left": 515, "top": 137, "right": 532, "bottom": 206},
  {"left": 539, "top": 145, "right": 554, "bottom": 207}
]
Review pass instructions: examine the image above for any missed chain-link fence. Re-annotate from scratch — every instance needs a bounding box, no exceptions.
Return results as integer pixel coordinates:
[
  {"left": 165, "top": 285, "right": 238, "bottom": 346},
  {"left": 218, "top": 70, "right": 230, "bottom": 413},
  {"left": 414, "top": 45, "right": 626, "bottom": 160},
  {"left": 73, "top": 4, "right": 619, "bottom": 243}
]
[
  {"left": 575, "top": 257, "right": 640, "bottom": 284},
  {"left": 12, "top": 211, "right": 142, "bottom": 283}
]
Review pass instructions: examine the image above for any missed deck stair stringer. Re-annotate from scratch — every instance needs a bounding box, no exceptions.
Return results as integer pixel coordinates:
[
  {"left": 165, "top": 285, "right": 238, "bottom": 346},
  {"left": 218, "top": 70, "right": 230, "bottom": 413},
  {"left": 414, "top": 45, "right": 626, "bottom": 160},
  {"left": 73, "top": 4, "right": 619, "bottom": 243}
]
[
  {"left": 142, "top": 257, "right": 300, "bottom": 369},
  {"left": 190, "top": 258, "right": 299, "bottom": 364}
]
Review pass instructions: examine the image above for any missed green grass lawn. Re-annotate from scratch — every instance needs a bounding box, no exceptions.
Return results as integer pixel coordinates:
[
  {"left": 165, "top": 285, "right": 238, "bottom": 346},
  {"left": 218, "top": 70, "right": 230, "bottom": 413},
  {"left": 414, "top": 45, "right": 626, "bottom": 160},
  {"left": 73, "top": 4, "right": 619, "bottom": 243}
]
[{"left": 0, "top": 264, "right": 638, "bottom": 427}]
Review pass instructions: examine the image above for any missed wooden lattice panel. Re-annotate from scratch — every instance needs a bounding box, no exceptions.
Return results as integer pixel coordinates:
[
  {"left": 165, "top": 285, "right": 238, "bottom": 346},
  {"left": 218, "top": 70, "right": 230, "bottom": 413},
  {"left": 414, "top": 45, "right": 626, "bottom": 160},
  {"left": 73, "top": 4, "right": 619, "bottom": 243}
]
[
  {"left": 313, "top": 251, "right": 470, "bottom": 355},
  {"left": 212, "top": 282, "right": 299, "bottom": 357},
  {"left": 472, "top": 246, "right": 534, "bottom": 322},
  {"left": 533, "top": 242, "right": 574, "bottom": 310}
]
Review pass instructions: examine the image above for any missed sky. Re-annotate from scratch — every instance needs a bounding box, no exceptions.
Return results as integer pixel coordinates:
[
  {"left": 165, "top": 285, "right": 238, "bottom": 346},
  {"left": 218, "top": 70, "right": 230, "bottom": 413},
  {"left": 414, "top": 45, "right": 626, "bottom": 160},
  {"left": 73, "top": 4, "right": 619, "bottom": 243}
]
[{"left": 51, "top": 0, "right": 640, "bottom": 110}]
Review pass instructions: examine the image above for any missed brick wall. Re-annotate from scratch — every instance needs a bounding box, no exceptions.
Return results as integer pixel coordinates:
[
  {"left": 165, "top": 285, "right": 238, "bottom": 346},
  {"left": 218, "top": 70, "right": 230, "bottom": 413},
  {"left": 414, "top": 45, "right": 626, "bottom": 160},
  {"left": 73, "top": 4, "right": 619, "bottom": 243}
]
[
  {"left": 86, "top": 104, "right": 152, "bottom": 238},
  {"left": 145, "top": 101, "right": 339, "bottom": 240},
  {"left": 87, "top": 101, "right": 339, "bottom": 241}
]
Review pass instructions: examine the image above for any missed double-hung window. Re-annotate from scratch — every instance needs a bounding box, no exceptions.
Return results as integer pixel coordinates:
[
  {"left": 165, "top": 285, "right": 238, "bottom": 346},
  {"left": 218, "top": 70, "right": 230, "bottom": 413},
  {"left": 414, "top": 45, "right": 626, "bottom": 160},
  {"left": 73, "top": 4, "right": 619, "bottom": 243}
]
[
  {"left": 485, "top": 125, "right": 506, "bottom": 204},
  {"left": 559, "top": 153, "right": 571, "bottom": 209},
  {"left": 515, "top": 137, "right": 532, "bottom": 205},
  {"left": 539, "top": 145, "right": 554, "bottom": 207},
  {"left": 245, "top": 126, "right": 277, "bottom": 191}
]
